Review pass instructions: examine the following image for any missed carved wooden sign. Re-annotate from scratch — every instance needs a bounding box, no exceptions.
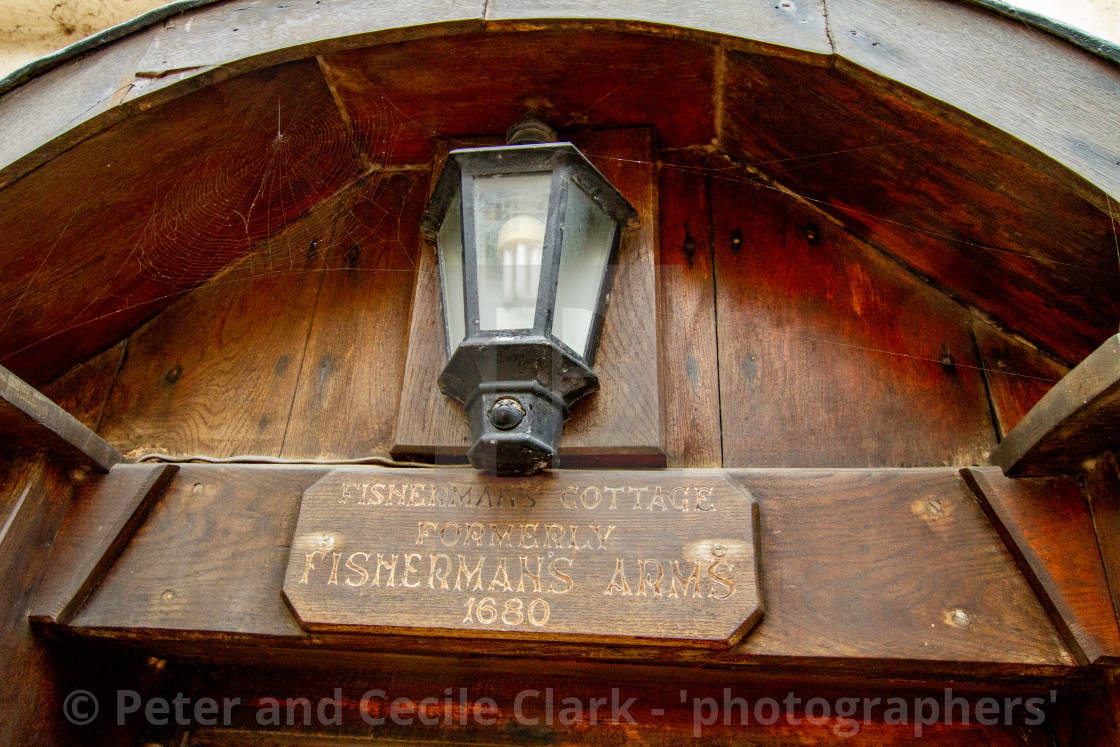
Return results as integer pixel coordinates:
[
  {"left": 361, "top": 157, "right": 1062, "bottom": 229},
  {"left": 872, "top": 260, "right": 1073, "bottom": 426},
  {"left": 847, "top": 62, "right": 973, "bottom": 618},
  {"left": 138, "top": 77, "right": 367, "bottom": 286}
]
[{"left": 283, "top": 469, "right": 762, "bottom": 648}]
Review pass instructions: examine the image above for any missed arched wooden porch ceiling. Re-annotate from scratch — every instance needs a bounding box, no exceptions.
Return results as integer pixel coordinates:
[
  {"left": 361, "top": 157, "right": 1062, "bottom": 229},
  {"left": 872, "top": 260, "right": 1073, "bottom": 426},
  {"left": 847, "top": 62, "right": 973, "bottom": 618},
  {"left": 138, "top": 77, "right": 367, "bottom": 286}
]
[{"left": 0, "top": 0, "right": 1118, "bottom": 385}]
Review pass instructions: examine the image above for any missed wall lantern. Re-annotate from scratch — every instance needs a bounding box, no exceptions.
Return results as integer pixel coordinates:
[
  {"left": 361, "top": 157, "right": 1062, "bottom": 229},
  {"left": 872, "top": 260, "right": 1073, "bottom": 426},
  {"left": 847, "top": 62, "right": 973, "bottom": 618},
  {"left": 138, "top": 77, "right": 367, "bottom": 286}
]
[{"left": 421, "top": 117, "right": 638, "bottom": 475}]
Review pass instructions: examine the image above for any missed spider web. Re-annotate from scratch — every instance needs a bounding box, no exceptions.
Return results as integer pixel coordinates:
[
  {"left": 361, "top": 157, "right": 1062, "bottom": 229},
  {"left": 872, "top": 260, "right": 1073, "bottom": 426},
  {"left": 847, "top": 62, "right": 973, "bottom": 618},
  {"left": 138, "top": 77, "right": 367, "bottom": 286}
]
[{"left": 135, "top": 85, "right": 410, "bottom": 286}]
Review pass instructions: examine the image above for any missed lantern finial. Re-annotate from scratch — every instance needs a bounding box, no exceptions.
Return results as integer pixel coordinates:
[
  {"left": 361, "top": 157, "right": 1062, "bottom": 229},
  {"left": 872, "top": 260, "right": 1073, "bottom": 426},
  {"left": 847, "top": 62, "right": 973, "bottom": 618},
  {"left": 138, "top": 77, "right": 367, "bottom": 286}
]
[{"left": 505, "top": 113, "right": 557, "bottom": 145}]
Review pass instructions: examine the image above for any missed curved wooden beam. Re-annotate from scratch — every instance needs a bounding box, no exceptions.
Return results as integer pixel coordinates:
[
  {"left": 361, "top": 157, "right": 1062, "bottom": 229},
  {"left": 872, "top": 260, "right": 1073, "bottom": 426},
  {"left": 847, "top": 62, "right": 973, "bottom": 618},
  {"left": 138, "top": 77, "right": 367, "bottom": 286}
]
[{"left": 1, "top": 0, "right": 1118, "bottom": 204}]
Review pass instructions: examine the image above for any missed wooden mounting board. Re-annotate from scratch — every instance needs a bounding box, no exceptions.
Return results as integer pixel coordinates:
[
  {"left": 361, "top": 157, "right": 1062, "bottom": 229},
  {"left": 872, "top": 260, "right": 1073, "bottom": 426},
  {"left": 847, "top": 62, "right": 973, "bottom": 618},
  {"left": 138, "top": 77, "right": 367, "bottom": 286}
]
[{"left": 283, "top": 468, "right": 761, "bottom": 648}]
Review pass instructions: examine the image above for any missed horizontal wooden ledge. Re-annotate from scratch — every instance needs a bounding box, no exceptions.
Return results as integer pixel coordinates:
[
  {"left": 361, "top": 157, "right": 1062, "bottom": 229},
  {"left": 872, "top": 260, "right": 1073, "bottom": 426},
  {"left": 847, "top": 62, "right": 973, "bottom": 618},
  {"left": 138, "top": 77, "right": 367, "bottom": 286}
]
[
  {"left": 31, "top": 464, "right": 1083, "bottom": 674},
  {"left": 46, "top": 625, "right": 1091, "bottom": 685}
]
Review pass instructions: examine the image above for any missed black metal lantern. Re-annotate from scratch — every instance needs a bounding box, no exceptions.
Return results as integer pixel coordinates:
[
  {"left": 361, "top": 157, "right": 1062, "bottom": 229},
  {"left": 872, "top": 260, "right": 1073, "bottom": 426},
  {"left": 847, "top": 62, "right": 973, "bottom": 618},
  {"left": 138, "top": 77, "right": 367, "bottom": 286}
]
[{"left": 421, "top": 122, "right": 637, "bottom": 475}]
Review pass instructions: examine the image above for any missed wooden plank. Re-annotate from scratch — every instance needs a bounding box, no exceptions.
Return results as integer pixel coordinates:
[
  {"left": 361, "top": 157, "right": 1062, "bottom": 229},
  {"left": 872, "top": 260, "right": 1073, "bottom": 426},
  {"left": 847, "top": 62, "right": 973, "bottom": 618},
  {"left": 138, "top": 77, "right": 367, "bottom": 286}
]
[
  {"left": 0, "top": 456, "right": 165, "bottom": 745},
  {"left": 656, "top": 151, "right": 722, "bottom": 467},
  {"left": 283, "top": 469, "right": 761, "bottom": 647},
  {"left": 1085, "top": 454, "right": 1120, "bottom": 632},
  {"left": 0, "top": 364, "right": 122, "bottom": 471},
  {"left": 0, "top": 457, "right": 73, "bottom": 745},
  {"left": 280, "top": 171, "right": 427, "bottom": 460},
  {"left": 391, "top": 143, "right": 469, "bottom": 464},
  {"left": 76, "top": 465, "right": 318, "bottom": 639},
  {"left": 41, "top": 340, "right": 127, "bottom": 433},
  {"left": 178, "top": 665, "right": 1060, "bottom": 746},
  {"left": 992, "top": 335, "right": 1120, "bottom": 476},
  {"left": 735, "top": 468, "right": 1067, "bottom": 666},
  {"left": 484, "top": 0, "right": 832, "bottom": 57},
  {"left": 711, "top": 173, "right": 997, "bottom": 468},
  {"left": 128, "top": 0, "right": 484, "bottom": 82},
  {"left": 318, "top": 32, "right": 715, "bottom": 166},
  {"left": 0, "top": 25, "right": 158, "bottom": 186},
  {"left": 962, "top": 467, "right": 1120, "bottom": 666},
  {"left": 564, "top": 129, "right": 663, "bottom": 465},
  {"left": 96, "top": 267, "right": 324, "bottom": 459},
  {"left": 0, "top": 58, "right": 361, "bottom": 386},
  {"left": 828, "top": 0, "right": 1120, "bottom": 210},
  {"left": 391, "top": 128, "right": 665, "bottom": 467},
  {"left": 720, "top": 50, "right": 1120, "bottom": 365},
  {"left": 71, "top": 465, "right": 1071, "bottom": 671},
  {"left": 0, "top": 3, "right": 484, "bottom": 190},
  {"left": 972, "top": 314, "right": 1068, "bottom": 438},
  {"left": 30, "top": 463, "right": 178, "bottom": 626}
]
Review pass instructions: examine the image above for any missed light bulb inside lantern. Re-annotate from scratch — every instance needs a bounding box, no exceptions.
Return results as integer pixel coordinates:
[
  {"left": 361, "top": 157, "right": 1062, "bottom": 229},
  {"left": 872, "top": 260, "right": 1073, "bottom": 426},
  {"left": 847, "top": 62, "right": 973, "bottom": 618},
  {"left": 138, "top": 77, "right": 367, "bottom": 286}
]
[{"left": 495, "top": 214, "right": 545, "bottom": 325}]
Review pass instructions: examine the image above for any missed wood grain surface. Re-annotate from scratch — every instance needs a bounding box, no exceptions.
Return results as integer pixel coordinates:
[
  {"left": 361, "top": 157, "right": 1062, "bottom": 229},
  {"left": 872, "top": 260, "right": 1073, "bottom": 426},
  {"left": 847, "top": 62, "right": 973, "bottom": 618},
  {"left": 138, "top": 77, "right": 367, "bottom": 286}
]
[
  {"left": 0, "top": 364, "right": 122, "bottom": 471},
  {"left": 318, "top": 32, "right": 715, "bottom": 166},
  {"left": 97, "top": 269, "right": 324, "bottom": 459},
  {"left": 280, "top": 171, "right": 427, "bottom": 460},
  {"left": 77, "top": 466, "right": 321, "bottom": 638},
  {"left": 70, "top": 465, "right": 1070, "bottom": 672},
  {"left": 483, "top": 0, "right": 832, "bottom": 57},
  {"left": 963, "top": 467, "right": 1120, "bottom": 665},
  {"left": 1085, "top": 453, "right": 1120, "bottom": 635},
  {"left": 0, "top": 59, "right": 361, "bottom": 386},
  {"left": 992, "top": 335, "right": 1120, "bottom": 476},
  {"left": 720, "top": 49, "right": 1120, "bottom": 365},
  {"left": 283, "top": 468, "right": 760, "bottom": 647},
  {"left": 711, "top": 173, "right": 997, "bottom": 468},
  {"left": 30, "top": 463, "right": 178, "bottom": 625},
  {"left": 972, "top": 315, "right": 1069, "bottom": 438},
  {"left": 656, "top": 151, "right": 722, "bottom": 468},
  {"left": 41, "top": 341, "right": 126, "bottom": 433}
]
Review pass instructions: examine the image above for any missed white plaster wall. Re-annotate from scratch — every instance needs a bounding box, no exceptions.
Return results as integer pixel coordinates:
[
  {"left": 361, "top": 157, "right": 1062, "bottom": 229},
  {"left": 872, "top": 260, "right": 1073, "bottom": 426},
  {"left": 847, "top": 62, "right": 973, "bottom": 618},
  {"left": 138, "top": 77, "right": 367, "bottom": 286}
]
[
  {"left": 0, "top": 0, "right": 1118, "bottom": 79},
  {"left": 1012, "top": 0, "right": 1120, "bottom": 43},
  {"left": 0, "top": 0, "right": 169, "bottom": 77}
]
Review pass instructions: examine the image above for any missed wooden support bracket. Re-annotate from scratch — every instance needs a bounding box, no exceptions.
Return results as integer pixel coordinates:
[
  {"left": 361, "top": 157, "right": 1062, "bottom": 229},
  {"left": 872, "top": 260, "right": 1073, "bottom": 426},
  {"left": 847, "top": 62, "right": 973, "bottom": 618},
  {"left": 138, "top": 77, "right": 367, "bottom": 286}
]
[
  {"left": 992, "top": 334, "right": 1120, "bottom": 477},
  {"left": 0, "top": 364, "right": 122, "bottom": 472},
  {"left": 30, "top": 463, "right": 178, "bottom": 626},
  {"left": 962, "top": 466, "right": 1120, "bottom": 666}
]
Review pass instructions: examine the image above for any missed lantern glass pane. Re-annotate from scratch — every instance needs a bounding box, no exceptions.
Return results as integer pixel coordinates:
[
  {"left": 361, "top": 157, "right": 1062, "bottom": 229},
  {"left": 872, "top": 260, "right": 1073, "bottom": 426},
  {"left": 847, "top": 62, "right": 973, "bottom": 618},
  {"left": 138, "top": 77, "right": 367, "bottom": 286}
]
[
  {"left": 437, "top": 191, "right": 466, "bottom": 354},
  {"left": 472, "top": 172, "right": 552, "bottom": 331},
  {"left": 554, "top": 180, "right": 617, "bottom": 357}
]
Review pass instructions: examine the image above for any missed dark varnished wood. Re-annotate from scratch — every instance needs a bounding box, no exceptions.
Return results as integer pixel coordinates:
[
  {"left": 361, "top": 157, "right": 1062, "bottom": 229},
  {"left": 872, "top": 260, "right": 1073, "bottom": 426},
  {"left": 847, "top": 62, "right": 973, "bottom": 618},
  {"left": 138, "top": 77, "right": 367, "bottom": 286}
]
[
  {"left": 972, "top": 315, "right": 1068, "bottom": 439},
  {"left": 30, "top": 463, "right": 178, "bottom": 626},
  {"left": 280, "top": 171, "right": 427, "bottom": 460},
  {"left": 0, "top": 59, "right": 362, "bottom": 387},
  {"left": 41, "top": 340, "right": 126, "bottom": 433},
  {"left": 67, "top": 465, "right": 1070, "bottom": 673},
  {"left": 0, "top": 364, "right": 122, "bottom": 471},
  {"left": 317, "top": 32, "right": 715, "bottom": 167},
  {"left": 962, "top": 467, "right": 1120, "bottom": 666},
  {"left": 172, "top": 663, "right": 1061, "bottom": 746},
  {"left": 392, "top": 128, "right": 665, "bottom": 467},
  {"left": 0, "top": 456, "right": 168, "bottom": 746},
  {"left": 76, "top": 466, "right": 320, "bottom": 639},
  {"left": 732, "top": 468, "right": 1067, "bottom": 666},
  {"left": 1085, "top": 454, "right": 1120, "bottom": 635},
  {"left": 993, "top": 335, "right": 1120, "bottom": 477},
  {"left": 720, "top": 50, "right": 1120, "bottom": 366},
  {"left": 96, "top": 269, "right": 324, "bottom": 460},
  {"left": 0, "top": 457, "right": 73, "bottom": 745},
  {"left": 657, "top": 151, "right": 722, "bottom": 467},
  {"left": 0, "top": 24, "right": 1115, "bottom": 395},
  {"left": 711, "top": 173, "right": 997, "bottom": 468}
]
